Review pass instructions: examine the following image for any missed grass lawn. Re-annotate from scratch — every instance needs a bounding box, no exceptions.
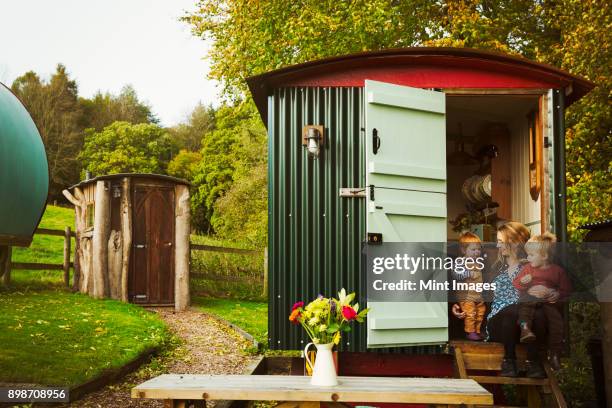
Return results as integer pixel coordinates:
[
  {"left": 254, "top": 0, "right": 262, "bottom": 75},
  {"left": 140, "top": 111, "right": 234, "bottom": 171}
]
[
  {"left": 192, "top": 296, "right": 268, "bottom": 346},
  {"left": 0, "top": 290, "right": 170, "bottom": 387},
  {"left": 10, "top": 204, "right": 75, "bottom": 288}
]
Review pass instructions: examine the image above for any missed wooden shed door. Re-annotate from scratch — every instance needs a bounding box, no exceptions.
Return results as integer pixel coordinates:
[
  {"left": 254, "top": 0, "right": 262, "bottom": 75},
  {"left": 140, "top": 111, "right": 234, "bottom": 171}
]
[
  {"left": 365, "top": 80, "right": 448, "bottom": 348},
  {"left": 130, "top": 185, "right": 175, "bottom": 305}
]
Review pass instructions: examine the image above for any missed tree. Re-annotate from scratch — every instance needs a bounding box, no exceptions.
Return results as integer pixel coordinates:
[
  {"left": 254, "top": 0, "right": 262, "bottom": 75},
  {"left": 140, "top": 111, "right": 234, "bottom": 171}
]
[
  {"left": 184, "top": 0, "right": 611, "bottom": 241},
  {"left": 182, "top": 1, "right": 435, "bottom": 97},
  {"left": 79, "top": 85, "right": 157, "bottom": 131},
  {"left": 169, "top": 103, "right": 216, "bottom": 151},
  {"left": 79, "top": 121, "right": 176, "bottom": 176},
  {"left": 11, "top": 64, "right": 83, "bottom": 199},
  {"left": 167, "top": 149, "right": 202, "bottom": 180},
  {"left": 190, "top": 101, "right": 266, "bottom": 233},
  {"left": 212, "top": 162, "right": 267, "bottom": 248}
]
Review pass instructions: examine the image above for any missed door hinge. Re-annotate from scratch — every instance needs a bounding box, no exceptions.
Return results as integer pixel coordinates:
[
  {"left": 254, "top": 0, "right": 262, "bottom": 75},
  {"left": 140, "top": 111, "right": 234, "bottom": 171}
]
[
  {"left": 134, "top": 244, "right": 147, "bottom": 249},
  {"left": 369, "top": 185, "right": 375, "bottom": 201}
]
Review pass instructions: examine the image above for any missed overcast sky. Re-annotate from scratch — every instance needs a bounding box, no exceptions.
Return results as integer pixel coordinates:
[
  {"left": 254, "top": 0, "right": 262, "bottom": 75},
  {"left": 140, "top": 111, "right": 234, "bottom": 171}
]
[{"left": 0, "top": 0, "right": 219, "bottom": 127}]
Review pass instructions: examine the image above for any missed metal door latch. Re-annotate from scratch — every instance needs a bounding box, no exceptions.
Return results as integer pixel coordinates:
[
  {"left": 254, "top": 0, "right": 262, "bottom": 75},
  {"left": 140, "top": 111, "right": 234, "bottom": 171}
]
[
  {"left": 373, "top": 128, "right": 381, "bottom": 154},
  {"left": 339, "top": 188, "right": 366, "bottom": 198},
  {"left": 135, "top": 244, "right": 146, "bottom": 249}
]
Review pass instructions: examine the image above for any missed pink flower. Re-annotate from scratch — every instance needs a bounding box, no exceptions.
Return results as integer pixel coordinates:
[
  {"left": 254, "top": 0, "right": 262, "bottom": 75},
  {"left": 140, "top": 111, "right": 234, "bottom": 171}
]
[
  {"left": 342, "top": 305, "right": 357, "bottom": 320},
  {"left": 291, "top": 301, "right": 304, "bottom": 311}
]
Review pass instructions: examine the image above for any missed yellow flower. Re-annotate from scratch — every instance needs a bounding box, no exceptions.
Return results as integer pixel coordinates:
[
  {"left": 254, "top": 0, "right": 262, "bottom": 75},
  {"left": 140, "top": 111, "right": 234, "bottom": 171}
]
[
  {"left": 319, "top": 324, "right": 327, "bottom": 332},
  {"left": 333, "top": 332, "right": 341, "bottom": 345}
]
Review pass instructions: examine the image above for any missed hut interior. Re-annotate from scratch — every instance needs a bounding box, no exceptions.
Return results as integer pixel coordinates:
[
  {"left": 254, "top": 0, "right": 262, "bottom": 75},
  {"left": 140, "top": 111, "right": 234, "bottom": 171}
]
[
  {"left": 445, "top": 94, "right": 548, "bottom": 340},
  {"left": 446, "top": 94, "right": 544, "bottom": 241}
]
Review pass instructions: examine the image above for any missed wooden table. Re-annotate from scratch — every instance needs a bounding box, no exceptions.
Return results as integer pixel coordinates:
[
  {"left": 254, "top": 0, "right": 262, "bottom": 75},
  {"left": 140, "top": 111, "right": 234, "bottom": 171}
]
[{"left": 131, "top": 374, "right": 493, "bottom": 407}]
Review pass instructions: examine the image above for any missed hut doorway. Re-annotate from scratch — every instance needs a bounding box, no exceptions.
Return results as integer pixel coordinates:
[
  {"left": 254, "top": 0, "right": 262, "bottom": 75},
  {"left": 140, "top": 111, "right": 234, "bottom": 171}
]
[{"left": 129, "top": 183, "right": 175, "bottom": 305}]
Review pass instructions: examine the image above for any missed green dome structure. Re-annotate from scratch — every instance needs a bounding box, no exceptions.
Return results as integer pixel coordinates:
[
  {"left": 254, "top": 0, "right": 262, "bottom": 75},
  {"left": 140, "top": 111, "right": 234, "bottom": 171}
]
[{"left": 0, "top": 82, "right": 48, "bottom": 247}]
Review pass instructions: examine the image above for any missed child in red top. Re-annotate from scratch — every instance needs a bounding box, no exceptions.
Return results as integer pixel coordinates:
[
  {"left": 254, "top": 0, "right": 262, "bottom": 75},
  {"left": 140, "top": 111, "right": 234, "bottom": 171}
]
[{"left": 512, "top": 232, "right": 571, "bottom": 370}]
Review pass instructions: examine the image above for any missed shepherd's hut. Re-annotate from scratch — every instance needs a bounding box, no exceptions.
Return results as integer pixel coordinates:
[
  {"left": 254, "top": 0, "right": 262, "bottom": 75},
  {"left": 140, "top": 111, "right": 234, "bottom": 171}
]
[{"left": 246, "top": 47, "right": 594, "bottom": 353}]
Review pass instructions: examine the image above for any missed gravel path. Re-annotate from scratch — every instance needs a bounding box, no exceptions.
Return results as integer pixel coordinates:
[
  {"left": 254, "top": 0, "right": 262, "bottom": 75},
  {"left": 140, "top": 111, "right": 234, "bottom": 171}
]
[{"left": 59, "top": 307, "right": 258, "bottom": 408}]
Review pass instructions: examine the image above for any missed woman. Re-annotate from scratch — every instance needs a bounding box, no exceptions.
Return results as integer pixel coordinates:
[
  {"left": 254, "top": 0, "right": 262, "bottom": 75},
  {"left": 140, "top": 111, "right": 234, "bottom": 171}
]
[{"left": 452, "top": 221, "right": 551, "bottom": 378}]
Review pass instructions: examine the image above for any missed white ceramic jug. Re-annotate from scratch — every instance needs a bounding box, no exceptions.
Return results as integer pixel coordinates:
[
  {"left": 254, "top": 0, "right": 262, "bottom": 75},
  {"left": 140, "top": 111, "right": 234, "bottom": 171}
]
[{"left": 304, "top": 342, "right": 338, "bottom": 386}]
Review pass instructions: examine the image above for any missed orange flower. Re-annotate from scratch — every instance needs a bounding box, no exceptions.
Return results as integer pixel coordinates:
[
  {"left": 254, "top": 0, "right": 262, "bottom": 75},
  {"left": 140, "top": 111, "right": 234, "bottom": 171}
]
[{"left": 289, "top": 308, "right": 301, "bottom": 324}]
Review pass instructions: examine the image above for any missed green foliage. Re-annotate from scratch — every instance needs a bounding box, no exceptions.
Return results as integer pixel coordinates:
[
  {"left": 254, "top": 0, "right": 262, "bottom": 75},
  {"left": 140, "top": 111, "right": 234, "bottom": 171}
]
[
  {"left": 185, "top": 0, "right": 611, "bottom": 242},
  {"left": 557, "top": 302, "right": 601, "bottom": 402},
  {"left": 11, "top": 65, "right": 83, "bottom": 199},
  {"left": 538, "top": 1, "right": 612, "bottom": 241},
  {"left": 79, "top": 85, "right": 157, "bottom": 131},
  {"left": 212, "top": 162, "right": 267, "bottom": 247},
  {"left": 190, "top": 101, "right": 267, "bottom": 233},
  {"left": 183, "top": 1, "right": 434, "bottom": 97},
  {"left": 168, "top": 103, "right": 216, "bottom": 151},
  {"left": 11, "top": 66, "right": 159, "bottom": 198},
  {"left": 167, "top": 149, "right": 202, "bottom": 180},
  {"left": 190, "top": 234, "right": 264, "bottom": 300},
  {"left": 80, "top": 121, "right": 176, "bottom": 176},
  {"left": 0, "top": 290, "right": 169, "bottom": 387}
]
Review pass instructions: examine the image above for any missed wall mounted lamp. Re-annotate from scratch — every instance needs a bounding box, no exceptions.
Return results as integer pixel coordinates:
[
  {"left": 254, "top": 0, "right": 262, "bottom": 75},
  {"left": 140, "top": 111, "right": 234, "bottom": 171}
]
[{"left": 302, "top": 125, "right": 325, "bottom": 159}]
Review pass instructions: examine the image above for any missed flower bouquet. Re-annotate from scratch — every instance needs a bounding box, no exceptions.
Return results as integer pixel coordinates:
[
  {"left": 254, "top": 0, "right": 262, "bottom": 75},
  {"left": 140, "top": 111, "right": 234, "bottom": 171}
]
[{"left": 288, "top": 289, "right": 368, "bottom": 386}]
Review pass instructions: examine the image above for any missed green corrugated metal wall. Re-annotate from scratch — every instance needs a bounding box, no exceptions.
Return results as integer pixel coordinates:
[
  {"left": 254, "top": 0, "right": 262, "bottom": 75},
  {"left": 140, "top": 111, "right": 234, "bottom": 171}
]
[
  {"left": 267, "top": 86, "right": 443, "bottom": 354},
  {"left": 268, "top": 87, "right": 366, "bottom": 351}
]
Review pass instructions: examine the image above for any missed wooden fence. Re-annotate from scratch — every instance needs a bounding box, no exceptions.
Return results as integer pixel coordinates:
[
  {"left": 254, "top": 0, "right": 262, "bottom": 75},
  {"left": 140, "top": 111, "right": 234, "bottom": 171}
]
[
  {"left": 1, "top": 228, "right": 267, "bottom": 295},
  {"left": 190, "top": 244, "right": 268, "bottom": 296},
  {"left": 2, "top": 227, "right": 74, "bottom": 286}
]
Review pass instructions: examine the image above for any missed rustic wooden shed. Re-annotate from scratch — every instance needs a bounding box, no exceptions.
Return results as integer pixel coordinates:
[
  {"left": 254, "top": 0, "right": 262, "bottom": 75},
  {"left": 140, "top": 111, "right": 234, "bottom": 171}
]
[{"left": 63, "top": 174, "right": 190, "bottom": 311}]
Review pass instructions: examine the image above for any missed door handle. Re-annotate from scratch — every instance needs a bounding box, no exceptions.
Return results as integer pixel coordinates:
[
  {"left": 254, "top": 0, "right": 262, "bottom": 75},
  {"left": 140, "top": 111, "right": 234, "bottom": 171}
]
[
  {"left": 164, "top": 242, "right": 172, "bottom": 247},
  {"left": 135, "top": 244, "right": 146, "bottom": 249},
  {"left": 373, "top": 128, "right": 380, "bottom": 154}
]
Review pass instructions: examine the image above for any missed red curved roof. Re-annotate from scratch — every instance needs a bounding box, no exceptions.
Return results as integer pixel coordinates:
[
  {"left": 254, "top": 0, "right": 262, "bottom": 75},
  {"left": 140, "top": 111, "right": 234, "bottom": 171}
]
[{"left": 247, "top": 47, "right": 594, "bottom": 124}]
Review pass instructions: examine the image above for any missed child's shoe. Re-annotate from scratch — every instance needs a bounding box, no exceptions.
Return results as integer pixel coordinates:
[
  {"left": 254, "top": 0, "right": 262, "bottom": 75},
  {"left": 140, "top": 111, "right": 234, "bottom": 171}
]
[
  {"left": 466, "top": 332, "right": 481, "bottom": 341},
  {"left": 520, "top": 324, "right": 536, "bottom": 343},
  {"left": 525, "top": 360, "right": 546, "bottom": 378},
  {"left": 500, "top": 358, "right": 518, "bottom": 377},
  {"left": 549, "top": 352, "right": 561, "bottom": 371}
]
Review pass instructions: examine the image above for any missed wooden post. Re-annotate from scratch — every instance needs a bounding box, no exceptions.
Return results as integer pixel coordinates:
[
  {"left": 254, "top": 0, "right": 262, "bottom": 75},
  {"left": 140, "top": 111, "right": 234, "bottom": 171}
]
[
  {"left": 92, "top": 180, "right": 111, "bottom": 298},
  {"left": 174, "top": 184, "right": 191, "bottom": 312},
  {"left": 73, "top": 232, "right": 80, "bottom": 291},
  {"left": 262, "top": 247, "right": 268, "bottom": 298},
  {"left": 63, "top": 226, "right": 71, "bottom": 287},
  {"left": 0, "top": 245, "right": 11, "bottom": 285},
  {"left": 120, "top": 177, "right": 132, "bottom": 302},
  {"left": 63, "top": 187, "right": 87, "bottom": 292}
]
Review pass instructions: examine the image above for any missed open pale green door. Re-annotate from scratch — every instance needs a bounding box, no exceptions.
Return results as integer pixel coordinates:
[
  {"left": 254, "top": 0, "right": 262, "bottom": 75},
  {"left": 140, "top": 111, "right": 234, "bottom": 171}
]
[{"left": 365, "top": 80, "right": 448, "bottom": 348}]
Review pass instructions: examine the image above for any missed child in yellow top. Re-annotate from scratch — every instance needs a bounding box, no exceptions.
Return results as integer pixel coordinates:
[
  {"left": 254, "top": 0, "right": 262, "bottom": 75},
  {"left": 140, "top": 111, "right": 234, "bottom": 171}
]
[{"left": 454, "top": 232, "right": 486, "bottom": 341}]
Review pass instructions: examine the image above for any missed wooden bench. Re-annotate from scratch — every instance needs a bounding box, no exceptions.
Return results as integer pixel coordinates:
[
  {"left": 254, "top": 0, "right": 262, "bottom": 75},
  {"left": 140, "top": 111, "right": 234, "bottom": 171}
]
[
  {"left": 451, "top": 341, "right": 567, "bottom": 407},
  {"left": 131, "top": 374, "right": 494, "bottom": 407}
]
